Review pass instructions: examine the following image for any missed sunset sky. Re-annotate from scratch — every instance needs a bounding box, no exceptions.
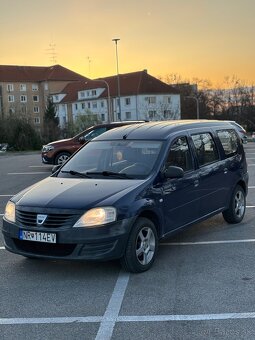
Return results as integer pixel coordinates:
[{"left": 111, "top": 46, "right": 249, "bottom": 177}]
[{"left": 1, "top": 0, "right": 255, "bottom": 86}]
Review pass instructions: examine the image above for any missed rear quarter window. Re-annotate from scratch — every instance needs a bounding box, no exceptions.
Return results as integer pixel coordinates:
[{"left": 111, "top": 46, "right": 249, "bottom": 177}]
[
  {"left": 191, "top": 132, "right": 219, "bottom": 167},
  {"left": 217, "top": 129, "right": 239, "bottom": 157}
]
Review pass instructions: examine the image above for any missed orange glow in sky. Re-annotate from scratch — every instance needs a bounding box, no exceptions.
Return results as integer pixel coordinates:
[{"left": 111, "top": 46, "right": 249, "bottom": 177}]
[{"left": 1, "top": 0, "right": 255, "bottom": 86}]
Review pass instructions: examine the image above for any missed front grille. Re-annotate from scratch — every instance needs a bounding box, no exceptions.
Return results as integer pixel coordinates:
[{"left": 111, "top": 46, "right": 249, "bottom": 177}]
[
  {"left": 16, "top": 209, "right": 79, "bottom": 228},
  {"left": 13, "top": 239, "right": 76, "bottom": 256}
]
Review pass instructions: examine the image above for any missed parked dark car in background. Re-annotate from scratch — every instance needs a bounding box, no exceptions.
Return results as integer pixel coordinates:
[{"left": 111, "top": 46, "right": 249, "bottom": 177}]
[
  {"left": 228, "top": 121, "right": 248, "bottom": 143},
  {"left": 3, "top": 120, "right": 248, "bottom": 273},
  {"left": 41, "top": 121, "right": 147, "bottom": 165}
]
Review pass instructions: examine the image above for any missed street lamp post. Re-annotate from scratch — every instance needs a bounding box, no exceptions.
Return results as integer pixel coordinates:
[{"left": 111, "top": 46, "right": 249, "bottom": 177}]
[
  {"left": 186, "top": 96, "right": 199, "bottom": 119},
  {"left": 112, "top": 38, "right": 121, "bottom": 121}
]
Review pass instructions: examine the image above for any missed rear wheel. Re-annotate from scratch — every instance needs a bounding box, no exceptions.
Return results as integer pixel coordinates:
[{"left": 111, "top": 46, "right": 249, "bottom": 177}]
[
  {"left": 55, "top": 152, "right": 71, "bottom": 165},
  {"left": 121, "top": 217, "right": 158, "bottom": 273},
  {"left": 222, "top": 185, "right": 246, "bottom": 223}
]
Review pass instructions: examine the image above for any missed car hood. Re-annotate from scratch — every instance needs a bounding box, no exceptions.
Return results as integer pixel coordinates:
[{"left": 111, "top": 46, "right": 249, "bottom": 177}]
[
  {"left": 14, "top": 177, "right": 144, "bottom": 210},
  {"left": 47, "top": 138, "right": 72, "bottom": 147}
]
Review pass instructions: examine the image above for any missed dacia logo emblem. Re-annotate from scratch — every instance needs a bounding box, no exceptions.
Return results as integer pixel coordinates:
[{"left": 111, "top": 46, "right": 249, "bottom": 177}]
[{"left": 36, "top": 214, "right": 47, "bottom": 225}]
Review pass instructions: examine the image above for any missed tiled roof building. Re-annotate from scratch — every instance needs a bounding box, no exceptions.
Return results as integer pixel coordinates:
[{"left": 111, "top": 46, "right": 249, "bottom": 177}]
[
  {"left": 0, "top": 64, "right": 88, "bottom": 134},
  {"left": 52, "top": 70, "right": 181, "bottom": 126}
]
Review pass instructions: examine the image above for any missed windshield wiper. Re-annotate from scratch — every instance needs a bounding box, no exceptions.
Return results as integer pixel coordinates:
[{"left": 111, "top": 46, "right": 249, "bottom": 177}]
[
  {"left": 61, "top": 170, "right": 91, "bottom": 178},
  {"left": 86, "top": 171, "right": 131, "bottom": 179}
]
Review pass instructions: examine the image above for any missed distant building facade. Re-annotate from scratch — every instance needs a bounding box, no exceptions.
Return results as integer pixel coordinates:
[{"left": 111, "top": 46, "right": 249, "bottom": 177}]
[
  {"left": 52, "top": 70, "right": 181, "bottom": 128},
  {"left": 0, "top": 64, "right": 87, "bottom": 134}
]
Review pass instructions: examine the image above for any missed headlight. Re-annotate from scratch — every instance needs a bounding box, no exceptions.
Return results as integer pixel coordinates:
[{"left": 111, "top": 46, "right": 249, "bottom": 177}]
[
  {"left": 4, "top": 201, "right": 16, "bottom": 223},
  {"left": 73, "top": 207, "right": 116, "bottom": 228},
  {"left": 42, "top": 145, "right": 54, "bottom": 152}
]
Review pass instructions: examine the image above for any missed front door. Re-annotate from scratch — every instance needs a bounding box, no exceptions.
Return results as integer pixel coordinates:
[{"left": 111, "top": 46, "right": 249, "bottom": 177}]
[{"left": 160, "top": 136, "right": 200, "bottom": 234}]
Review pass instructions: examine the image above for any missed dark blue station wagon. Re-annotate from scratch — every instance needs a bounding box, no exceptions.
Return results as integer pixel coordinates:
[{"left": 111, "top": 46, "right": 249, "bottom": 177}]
[{"left": 2, "top": 120, "right": 248, "bottom": 273}]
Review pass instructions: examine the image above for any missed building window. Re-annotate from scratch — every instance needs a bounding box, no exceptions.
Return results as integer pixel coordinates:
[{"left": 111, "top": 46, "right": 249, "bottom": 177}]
[
  {"left": 101, "top": 101, "right": 104, "bottom": 108},
  {"left": 80, "top": 91, "right": 85, "bottom": 98},
  {"left": 125, "top": 112, "right": 131, "bottom": 120},
  {"left": 87, "top": 102, "right": 91, "bottom": 109},
  {"left": 20, "top": 84, "right": 26, "bottom": 91},
  {"left": 33, "top": 95, "right": 39, "bottom": 102},
  {"left": 101, "top": 114, "right": 105, "bottom": 121},
  {"left": 92, "top": 102, "right": 97, "bottom": 109},
  {"left": 125, "top": 98, "right": 131, "bottom": 105},
  {"left": 82, "top": 103, "right": 85, "bottom": 109},
  {"left": 33, "top": 106, "right": 40, "bottom": 113},
  {"left": 32, "top": 84, "right": 38, "bottom": 91},
  {"left": 75, "top": 104, "right": 78, "bottom": 110},
  {"left": 163, "top": 110, "right": 172, "bottom": 118},
  {"left": 20, "top": 95, "right": 27, "bottom": 103},
  {"left": 92, "top": 90, "right": 97, "bottom": 96},
  {"left": 146, "top": 96, "right": 156, "bottom": 104},
  {"left": 21, "top": 106, "right": 27, "bottom": 113},
  {"left": 148, "top": 110, "right": 157, "bottom": 119},
  {"left": 34, "top": 117, "right": 40, "bottom": 124},
  {"left": 54, "top": 95, "right": 59, "bottom": 101},
  {"left": 8, "top": 95, "right": 15, "bottom": 102},
  {"left": 7, "top": 84, "right": 14, "bottom": 92}
]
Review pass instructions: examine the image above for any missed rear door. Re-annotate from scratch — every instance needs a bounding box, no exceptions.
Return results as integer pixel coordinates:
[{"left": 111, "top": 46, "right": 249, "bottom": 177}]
[{"left": 190, "top": 130, "right": 227, "bottom": 216}]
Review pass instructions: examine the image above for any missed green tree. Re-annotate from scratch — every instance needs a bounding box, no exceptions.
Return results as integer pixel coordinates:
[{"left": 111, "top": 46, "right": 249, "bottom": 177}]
[
  {"left": 0, "top": 114, "right": 41, "bottom": 150},
  {"left": 43, "top": 97, "right": 60, "bottom": 143}
]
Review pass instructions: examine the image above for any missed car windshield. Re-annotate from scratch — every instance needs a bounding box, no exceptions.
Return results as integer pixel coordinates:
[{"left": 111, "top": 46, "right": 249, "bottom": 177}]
[{"left": 58, "top": 140, "right": 162, "bottom": 179}]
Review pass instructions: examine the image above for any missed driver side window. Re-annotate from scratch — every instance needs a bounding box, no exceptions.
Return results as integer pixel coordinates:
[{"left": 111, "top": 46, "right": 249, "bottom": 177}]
[{"left": 166, "top": 136, "right": 193, "bottom": 172}]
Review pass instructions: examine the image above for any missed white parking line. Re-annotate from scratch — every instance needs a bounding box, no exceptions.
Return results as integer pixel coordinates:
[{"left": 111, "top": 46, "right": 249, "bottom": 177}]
[
  {"left": 95, "top": 271, "right": 130, "bottom": 340},
  {"left": 8, "top": 172, "right": 47, "bottom": 175},
  {"left": 118, "top": 312, "right": 255, "bottom": 322},
  {"left": 0, "top": 195, "right": 13, "bottom": 197},
  {"left": 29, "top": 166, "right": 50, "bottom": 168},
  {"left": 248, "top": 164, "right": 255, "bottom": 166},
  {"left": 161, "top": 239, "right": 255, "bottom": 246},
  {"left": 0, "top": 316, "right": 101, "bottom": 325},
  {"left": 0, "top": 247, "right": 4, "bottom": 250},
  {"left": 2, "top": 311, "right": 255, "bottom": 325}
]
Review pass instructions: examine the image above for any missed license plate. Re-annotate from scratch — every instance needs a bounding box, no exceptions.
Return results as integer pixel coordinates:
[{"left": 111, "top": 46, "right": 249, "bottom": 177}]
[{"left": 19, "top": 230, "right": 56, "bottom": 243}]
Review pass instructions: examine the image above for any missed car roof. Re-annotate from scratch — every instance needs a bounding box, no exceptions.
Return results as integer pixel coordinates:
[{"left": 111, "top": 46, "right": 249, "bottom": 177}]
[{"left": 95, "top": 120, "right": 233, "bottom": 141}]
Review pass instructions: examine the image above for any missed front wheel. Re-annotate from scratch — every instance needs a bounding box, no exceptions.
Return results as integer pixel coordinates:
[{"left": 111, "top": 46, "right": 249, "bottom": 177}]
[
  {"left": 120, "top": 217, "right": 158, "bottom": 273},
  {"left": 55, "top": 152, "right": 70, "bottom": 165},
  {"left": 222, "top": 185, "right": 246, "bottom": 224}
]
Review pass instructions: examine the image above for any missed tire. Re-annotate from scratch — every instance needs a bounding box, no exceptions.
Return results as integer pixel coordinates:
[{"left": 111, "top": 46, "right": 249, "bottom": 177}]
[
  {"left": 222, "top": 185, "right": 246, "bottom": 224},
  {"left": 120, "top": 217, "right": 158, "bottom": 273},
  {"left": 55, "top": 152, "right": 71, "bottom": 165}
]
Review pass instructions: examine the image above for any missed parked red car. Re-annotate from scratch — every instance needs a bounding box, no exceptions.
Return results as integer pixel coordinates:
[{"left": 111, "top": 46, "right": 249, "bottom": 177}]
[{"left": 42, "top": 121, "right": 146, "bottom": 165}]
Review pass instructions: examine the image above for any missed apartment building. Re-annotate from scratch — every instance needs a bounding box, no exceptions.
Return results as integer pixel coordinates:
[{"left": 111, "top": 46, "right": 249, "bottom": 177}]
[
  {"left": 52, "top": 70, "right": 181, "bottom": 127},
  {"left": 0, "top": 64, "right": 87, "bottom": 134}
]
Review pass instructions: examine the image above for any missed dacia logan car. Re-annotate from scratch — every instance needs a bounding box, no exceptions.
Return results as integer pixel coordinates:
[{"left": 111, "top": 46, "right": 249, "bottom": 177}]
[{"left": 3, "top": 120, "right": 248, "bottom": 273}]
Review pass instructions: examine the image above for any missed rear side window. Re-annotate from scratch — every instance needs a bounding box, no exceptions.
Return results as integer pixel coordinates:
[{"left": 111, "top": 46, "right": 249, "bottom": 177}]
[
  {"left": 166, "top": 136, "right": 193, "bottom": 172},
  {"left": 217, "top": 129, "right": 238, "bottom": 157},
  {"left": 191, "top": 133, "right": 219, "bottom": 166},
  {"left": 84, "top": 127, "right": 107, "bottom": 140}
]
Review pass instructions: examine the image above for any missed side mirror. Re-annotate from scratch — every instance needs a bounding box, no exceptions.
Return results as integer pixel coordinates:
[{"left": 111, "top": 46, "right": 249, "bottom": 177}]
[
  {"left": 52, "top": 164, "right": 61, "bottom": 174},
  {"left": 164, "top": 166, "right": 184, "bottom": 179}
]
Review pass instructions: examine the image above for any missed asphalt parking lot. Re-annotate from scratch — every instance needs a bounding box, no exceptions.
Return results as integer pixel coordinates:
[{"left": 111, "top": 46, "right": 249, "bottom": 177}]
[{"left": 1, "top": 145, "right": 255, "bottom": 340}]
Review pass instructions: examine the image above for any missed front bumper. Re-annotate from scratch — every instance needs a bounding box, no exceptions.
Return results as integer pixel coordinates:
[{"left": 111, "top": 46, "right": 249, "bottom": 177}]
[
  {"left": 41, "top": 153, "right": 54, "bottom": 164},
  {"left": 2, "top": 216, "right": 135, "bottom": 261}
]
